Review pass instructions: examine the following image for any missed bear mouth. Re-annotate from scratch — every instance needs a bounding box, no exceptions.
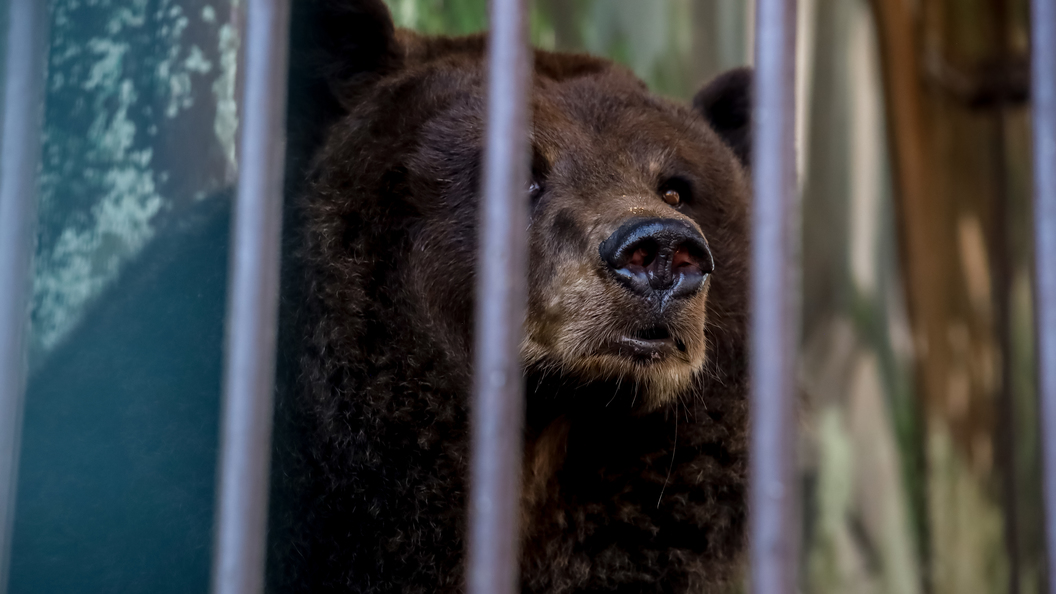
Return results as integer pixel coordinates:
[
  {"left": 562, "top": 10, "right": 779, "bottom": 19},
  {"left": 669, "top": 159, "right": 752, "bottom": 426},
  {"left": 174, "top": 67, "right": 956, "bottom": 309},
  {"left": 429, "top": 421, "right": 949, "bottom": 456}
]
[{"left": 607, "top": 325, "right": 687, "bottom": 361}]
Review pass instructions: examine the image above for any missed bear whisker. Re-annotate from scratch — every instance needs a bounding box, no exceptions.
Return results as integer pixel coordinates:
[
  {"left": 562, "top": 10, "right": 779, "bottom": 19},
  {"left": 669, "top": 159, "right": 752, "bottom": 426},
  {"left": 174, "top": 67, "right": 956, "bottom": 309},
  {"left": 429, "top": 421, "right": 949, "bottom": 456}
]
[{"left": 658, "top": 404, "right": 679, "bottom": 508}]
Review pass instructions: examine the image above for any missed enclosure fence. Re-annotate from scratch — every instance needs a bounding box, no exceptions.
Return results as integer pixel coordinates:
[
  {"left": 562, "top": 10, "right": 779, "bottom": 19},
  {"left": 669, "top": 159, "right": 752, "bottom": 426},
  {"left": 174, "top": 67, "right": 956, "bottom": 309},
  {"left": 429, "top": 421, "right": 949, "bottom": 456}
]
[
  {"left": 0, "top": 0, "right": 50, "bottom": 591},
  {"left": 0, "top": 1, "right": 1053, "bottom": 594},
  {"left": 467, "top": 0, "right": 531, "bottom": 593},
  {"left": 1032, "top": 1, "right": 1056, "bottom": 592},
  {"left": 748, "top": 0, "right": 799, "bottom": 591},
  {"left": 210, "top": 1, "right": 290, "bottom": 594}
]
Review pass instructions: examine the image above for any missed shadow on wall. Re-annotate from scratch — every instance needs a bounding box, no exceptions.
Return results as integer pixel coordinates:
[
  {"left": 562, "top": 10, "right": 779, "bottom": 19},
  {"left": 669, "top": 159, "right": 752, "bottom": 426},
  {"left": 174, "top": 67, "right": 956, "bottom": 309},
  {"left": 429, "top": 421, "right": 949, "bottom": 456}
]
[{"left": 11, "top": 194, "right": 230, "bottom": 594}]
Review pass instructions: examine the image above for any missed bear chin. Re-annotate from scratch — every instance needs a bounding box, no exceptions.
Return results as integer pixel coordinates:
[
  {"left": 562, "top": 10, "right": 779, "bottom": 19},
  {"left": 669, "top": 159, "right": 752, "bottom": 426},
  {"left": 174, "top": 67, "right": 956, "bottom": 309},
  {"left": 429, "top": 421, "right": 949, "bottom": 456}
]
[{"left": 522, "top": 341, "right": 708, "bottom": 411}]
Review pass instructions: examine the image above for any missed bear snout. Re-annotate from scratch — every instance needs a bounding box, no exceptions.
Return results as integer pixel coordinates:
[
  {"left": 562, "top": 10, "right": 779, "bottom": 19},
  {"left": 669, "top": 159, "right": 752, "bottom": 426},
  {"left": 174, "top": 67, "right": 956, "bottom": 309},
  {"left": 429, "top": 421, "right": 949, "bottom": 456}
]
[{"left": 598, "top": 217, "right": 714, "bottom": 300}]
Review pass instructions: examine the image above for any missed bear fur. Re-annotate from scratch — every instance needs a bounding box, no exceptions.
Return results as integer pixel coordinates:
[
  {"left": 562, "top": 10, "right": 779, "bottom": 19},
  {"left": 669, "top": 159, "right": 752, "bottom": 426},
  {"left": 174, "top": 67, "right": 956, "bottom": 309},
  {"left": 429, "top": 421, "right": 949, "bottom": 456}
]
[{"left": 269, "top": 2, "right": 753, "bottom": 592}]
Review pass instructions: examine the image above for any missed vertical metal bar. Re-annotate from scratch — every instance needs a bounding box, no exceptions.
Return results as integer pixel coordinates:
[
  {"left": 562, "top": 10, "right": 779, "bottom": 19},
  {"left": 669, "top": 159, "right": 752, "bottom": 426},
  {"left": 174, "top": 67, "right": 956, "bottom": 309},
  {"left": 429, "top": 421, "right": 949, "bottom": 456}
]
[
  {"left": 466, "top": 0, "right": 530, "bottom": 592},
  {"left": 1031, "top": 2, "right": 1056, "bottom": 593},
  {"left": 210, "top": 1, "right": 290, "bottom": 593},
  {"left": 749, "top": 0, "right": 799, "bottom": 593},
  {"left": 0, "top": 0, "right": 48, "bottom": 591}
]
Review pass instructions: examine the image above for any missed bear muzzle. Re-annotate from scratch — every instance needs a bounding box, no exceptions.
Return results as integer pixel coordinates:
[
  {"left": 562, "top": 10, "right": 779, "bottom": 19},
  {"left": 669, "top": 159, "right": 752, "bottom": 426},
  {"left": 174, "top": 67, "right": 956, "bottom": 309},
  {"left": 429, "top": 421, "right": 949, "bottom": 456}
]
[{"left": 599, "top": 217, "right": 714, "bottom": 302}]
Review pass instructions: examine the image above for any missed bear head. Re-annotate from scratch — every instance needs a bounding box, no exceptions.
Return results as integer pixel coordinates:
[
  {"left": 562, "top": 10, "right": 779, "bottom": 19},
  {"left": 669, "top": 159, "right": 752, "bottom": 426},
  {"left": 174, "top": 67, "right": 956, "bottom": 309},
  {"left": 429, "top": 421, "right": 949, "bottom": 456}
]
[{"left": 294, "top": 0, "right": 752, "bottom": 412}]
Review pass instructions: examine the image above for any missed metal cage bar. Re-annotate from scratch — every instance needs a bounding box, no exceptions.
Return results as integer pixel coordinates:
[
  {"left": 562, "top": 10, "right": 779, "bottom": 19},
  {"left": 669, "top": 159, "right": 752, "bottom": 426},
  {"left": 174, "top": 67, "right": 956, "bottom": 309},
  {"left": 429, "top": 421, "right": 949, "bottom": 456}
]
[
  {"left": 466, "top": 0, "right": 531, "bottom": 592},
  {"left": 210, "top": 1, "right": 290, "bottom": 593},
  {"left": 749, "top": 0, "right": 799, "bottom": 592},
  {"left": 0, "top": 0, "right": 49, "bottom": 591},
  {"left": 1031, "top": 1, "right": 1056, "bottom": 593}
]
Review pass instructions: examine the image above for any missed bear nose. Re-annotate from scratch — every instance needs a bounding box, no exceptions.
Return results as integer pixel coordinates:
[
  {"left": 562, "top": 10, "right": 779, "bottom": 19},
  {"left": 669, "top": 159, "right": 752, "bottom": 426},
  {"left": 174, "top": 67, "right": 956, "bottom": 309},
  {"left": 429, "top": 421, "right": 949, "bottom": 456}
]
[{"left": 599, "top": 217, "right": 714, "bottom": 299}]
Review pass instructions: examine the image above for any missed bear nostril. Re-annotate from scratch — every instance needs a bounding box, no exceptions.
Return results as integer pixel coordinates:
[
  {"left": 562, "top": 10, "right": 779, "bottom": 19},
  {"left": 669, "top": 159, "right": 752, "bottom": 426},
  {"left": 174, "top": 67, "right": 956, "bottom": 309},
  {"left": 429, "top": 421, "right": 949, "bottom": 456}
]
[
  {"left": 672, "top": 245, "right": 699, "bottom": 273},
  {"left": 626, "top": 242, "right": 657, "bottom": 271}
]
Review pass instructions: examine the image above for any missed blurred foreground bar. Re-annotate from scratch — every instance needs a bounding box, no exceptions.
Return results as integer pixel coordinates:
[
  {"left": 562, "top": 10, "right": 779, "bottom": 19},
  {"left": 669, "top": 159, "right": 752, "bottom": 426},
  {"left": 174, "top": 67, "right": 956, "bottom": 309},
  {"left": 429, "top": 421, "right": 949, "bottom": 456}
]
[
  {"left": 1031, "top": 1, "right": 1056, "bottom": 593},
  {"left": 0, "top": 1, "right": 49, "bottom": 592},
  {"left": 749, "top": 0, "right": 800, "bottom": 593},
  {"left": 210, "top": 1, "right": 290, "bottom": 594},
  {"left": 466, "top": 0, "right": 531, "bottom": 592}
]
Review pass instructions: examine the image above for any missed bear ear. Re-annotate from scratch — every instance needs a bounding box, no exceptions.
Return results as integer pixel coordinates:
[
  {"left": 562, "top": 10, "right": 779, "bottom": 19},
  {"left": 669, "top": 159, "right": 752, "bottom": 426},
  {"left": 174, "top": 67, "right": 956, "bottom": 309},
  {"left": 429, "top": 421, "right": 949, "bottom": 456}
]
[
  {"left": 292, "top": 0, "right": 402, "bottom": 92},
  {"left": 692, "top": 67, "right": 753, "bottom": 168},
  {"left": 285, "top": 1, "right": 401, "bottom": 190}
]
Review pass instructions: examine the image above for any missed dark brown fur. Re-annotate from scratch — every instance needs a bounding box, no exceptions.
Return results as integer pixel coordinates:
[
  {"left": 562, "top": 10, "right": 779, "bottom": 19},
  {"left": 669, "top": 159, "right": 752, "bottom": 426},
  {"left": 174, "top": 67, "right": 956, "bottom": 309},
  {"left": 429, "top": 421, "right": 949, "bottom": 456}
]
[{"left": 269, "top": 2, "right": 753, "bottom": 592}]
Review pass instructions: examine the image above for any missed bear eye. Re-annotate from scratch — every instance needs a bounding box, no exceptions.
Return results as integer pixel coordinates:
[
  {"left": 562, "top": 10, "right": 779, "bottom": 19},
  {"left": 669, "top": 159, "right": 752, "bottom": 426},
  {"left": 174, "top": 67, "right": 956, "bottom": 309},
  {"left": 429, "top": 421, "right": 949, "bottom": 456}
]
[
  {"left": 659, "top": 176, "right": 693, "bottom": 207},
  {"left": 528, "top": 179, "right": 545, "bottom": 209}
]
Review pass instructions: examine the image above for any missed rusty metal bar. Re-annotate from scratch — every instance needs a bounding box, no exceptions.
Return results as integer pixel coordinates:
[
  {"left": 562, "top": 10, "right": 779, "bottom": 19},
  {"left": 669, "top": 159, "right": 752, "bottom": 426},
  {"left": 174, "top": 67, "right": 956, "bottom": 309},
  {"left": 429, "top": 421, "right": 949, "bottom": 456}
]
[
  {"left": 210, "top": 1, "right": 290, "bottom": 593},
  {"left": 466, "top": 0, "right": 531, "bottom": 592},
  {"left": 0, "top": 0, "right": 49, "bottom": 591},
  {"left": 1031, "top": 1, "right": 1056, "bottom": 593},
  {"left": 749, "top": 0, "right": 799, "bottom": 592}
]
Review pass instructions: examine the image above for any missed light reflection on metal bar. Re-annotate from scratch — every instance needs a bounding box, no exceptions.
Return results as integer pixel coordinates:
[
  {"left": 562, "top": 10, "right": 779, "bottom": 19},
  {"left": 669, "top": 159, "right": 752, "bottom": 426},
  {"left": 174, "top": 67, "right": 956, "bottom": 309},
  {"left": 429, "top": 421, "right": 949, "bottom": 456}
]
[
  {"left": 466, "top": 0, "right": 531, "bottom": 592},
  {"left": 0, "top": 0, "right": 49, "bottom": 591},
  {"left": 749, "top": 0, "right": 799, "bottom": 592},
  {"left": 210, "top": 1, "right": 290, "bottom": 593},
  {"left": 1031, "top": 1, "right": 1056, "bottom": 593}
]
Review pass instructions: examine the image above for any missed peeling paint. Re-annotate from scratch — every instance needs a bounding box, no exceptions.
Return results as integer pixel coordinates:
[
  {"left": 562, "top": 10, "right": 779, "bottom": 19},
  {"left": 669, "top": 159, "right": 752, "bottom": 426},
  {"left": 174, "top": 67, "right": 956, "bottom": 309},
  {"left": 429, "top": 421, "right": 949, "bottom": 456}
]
[
  {"left": 31, "top": 0, "right": 237, "bottom": 357},
  {"left": 213, "top": 17, "right": 240, "bottom": 177}
]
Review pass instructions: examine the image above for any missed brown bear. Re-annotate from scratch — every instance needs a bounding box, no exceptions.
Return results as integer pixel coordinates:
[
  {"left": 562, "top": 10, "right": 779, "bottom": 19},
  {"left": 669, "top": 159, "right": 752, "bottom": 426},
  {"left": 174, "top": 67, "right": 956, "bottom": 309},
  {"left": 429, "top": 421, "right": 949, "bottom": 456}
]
[{"left": 269, "top": 1, "right": 753, "bottom": 592}]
